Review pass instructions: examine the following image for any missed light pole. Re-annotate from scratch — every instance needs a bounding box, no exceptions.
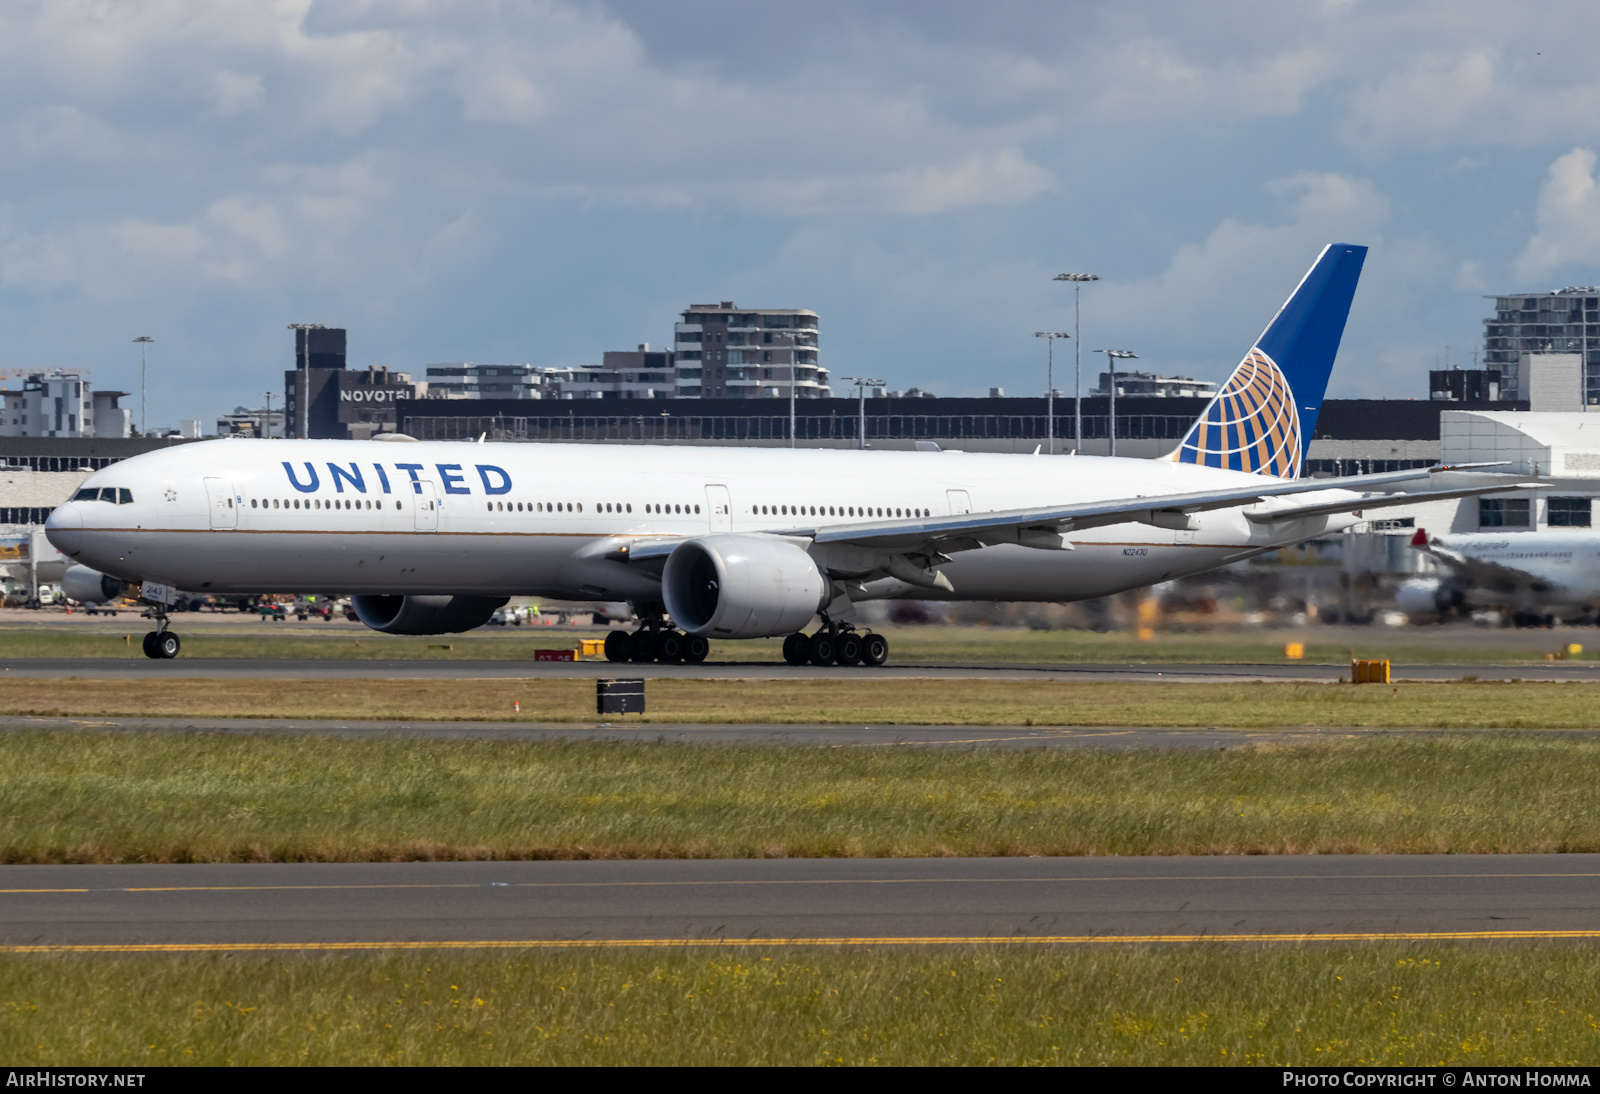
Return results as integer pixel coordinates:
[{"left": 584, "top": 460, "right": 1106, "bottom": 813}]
[
  {"left": 840, "top": 376, "right": 884, "bottom": 450},
  {"left": 1033, "top": 332, "right": 1070, "bottom": 455},
  {"left": 1093, "top": 349, "right": 1138, "bottom": 457},
  {"left": 287, "top": 323, "right": 327, "bottom": 439},
  {"left": 263, "top": 391, "right": 274, "bottom": 438},
  {"left": 132, "top": 336, "right": 153, "bottom": 437},
  {"left": 1054, "top": 273, "right": 1099, "bottom": 453}
]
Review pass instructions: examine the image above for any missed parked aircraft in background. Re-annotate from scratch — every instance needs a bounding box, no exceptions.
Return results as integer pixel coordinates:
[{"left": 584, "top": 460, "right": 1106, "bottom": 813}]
[
  {"left": 45, "top": 244, "right": 1532, "bottom": 662},
  {"left": 1400, "top": 529, "right": 1600, "bottom": 625}
]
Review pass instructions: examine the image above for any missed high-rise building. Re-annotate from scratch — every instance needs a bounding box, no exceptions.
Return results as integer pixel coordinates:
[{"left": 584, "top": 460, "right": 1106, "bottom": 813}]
[
  {"left": 1482, "top": 288, "right": 1600, "bottom": 403},
  {"left": 285, "top": 328, "right": 420, "bottom": 438},
  {"left": 0, "top": 371, "right": 128, "bottom": 438},
  {"left": 674, "top": 303, "right": 825, "bottom": 399}
]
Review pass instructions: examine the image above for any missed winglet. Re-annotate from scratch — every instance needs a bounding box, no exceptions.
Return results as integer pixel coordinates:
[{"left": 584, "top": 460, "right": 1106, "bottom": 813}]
[
  {"left": 1411, "top": 528, "right": 1428, "bottom": 548},
  {"left": 1169, "top": 244, "right": 1367, "bottom": 479}
]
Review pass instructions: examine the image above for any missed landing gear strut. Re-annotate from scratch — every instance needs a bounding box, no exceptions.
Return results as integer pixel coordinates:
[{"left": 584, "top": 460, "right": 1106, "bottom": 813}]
[
  {"left": 604, "top": 616, "right": 708, "bottom": 665},
  {"left": 141, "top": 605, "right": 180, "bottom": 660},
  {"left": 783, "top": 619, "right": 887, "bottom": 667}
]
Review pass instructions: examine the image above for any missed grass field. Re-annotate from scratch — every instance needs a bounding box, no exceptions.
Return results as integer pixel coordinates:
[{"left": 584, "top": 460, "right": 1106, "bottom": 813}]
[
  {"left": 3, "top": 676, "right": 1600, "bottom": 728},
  {"left": 0, "top": 622, "right": 1591, "bottom": 665},
  {"left": 2, "top": 730, "right": 1599, "bottom": 860},
  {"left": 4, "top": 944, "right": 1599, "bottom": 1065}
]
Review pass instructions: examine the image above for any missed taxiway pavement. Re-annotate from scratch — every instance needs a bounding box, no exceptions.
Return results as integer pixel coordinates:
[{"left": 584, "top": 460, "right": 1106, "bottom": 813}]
[
  {"left": 1, "top": 856, "right": 1597, "bottom": 948},
  {"left": 4, "top": 657, "right": 1600, "bottom": 682}
]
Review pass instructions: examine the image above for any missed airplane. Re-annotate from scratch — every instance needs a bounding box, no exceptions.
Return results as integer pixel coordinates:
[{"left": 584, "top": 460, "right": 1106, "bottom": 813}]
[
  {"left": 44, "top": 243, "right": 1535, "bottom": 663},
  {"left": 1399, "top": 529, "right": 1600, "bottom": 625}
]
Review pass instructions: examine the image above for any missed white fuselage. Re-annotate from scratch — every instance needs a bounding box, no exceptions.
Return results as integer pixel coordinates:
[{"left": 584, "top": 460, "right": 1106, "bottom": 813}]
[
  {"left": 1434, "top": 532, "right": 1600, "bottom": 603},
  {"left": 45, "top": 438, "right": 1356, "bottom": 603}
]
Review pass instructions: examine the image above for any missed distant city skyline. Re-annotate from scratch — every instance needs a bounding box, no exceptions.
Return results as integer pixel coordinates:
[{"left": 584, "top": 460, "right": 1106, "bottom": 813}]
[{"left": 3, "top": 2, "right": 1600, "bottom": 420}]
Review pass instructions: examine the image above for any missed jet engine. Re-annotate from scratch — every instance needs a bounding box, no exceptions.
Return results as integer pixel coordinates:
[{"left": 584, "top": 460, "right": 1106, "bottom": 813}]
[
  {"left": 350, "top": 594, "right": 508, "bottom": 635},
  {"left": 1395, "top": 578, "right": 1464, "bottom": 618},
  {"left": 61, "top": 564, "right": 125, "bottom": 605},
  {"left": 662, "top": 534, "right": 829, "bottom": 638}
]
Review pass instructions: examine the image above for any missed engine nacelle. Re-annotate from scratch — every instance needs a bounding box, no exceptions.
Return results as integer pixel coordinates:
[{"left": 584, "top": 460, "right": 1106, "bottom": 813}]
[
  {"left": 61, "top": 564, "right": 125, "bottom": 605},
  {"left": 351, "top": 595, "right": 508, "bottom": 635},
  {"left": 662, "top": 534, "right": 829, "bottom": 638},
  {"left": 1395, "top": 578, "right": 1463, "bottom": 617}
]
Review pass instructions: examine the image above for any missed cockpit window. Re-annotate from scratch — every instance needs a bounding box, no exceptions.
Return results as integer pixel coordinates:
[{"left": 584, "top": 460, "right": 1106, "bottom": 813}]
[
  {"left": 119, "top": 488, "right": 133, "bottom": 504},
  {"left": 99, "top": 488, "right": 118, "bottom": 503},
  {"left": 73, "top": 488, "right": 98, "bottom": 502}
]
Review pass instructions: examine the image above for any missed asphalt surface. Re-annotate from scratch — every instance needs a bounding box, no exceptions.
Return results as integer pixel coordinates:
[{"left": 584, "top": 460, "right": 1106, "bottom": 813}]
[
  {"left": 5, "top": 657, "right": 1600, "bottom": 681},
  {"left": 2, "top": 856, "right": 1598, "bottom": 948},
  {"left": 4, "top": 714, "right": 1596, "bottom": 749}
]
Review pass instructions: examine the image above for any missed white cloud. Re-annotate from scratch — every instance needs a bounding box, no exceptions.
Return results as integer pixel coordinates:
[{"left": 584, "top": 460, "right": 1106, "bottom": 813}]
[{"left": 1515, "top": 149, "right": 1600, "bottom": 282}]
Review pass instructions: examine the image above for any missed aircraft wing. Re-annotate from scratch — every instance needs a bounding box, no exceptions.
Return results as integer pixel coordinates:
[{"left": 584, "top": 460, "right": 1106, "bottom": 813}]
[
  {"left": 1410, "top": 533, "right": 1552, "bottom": 592},
  {"left": 1242, "top": 482, "right": 1542, "bottom": 525},
  {"left": 793, "top": 465, "right": 1513, "bottom": 552}
]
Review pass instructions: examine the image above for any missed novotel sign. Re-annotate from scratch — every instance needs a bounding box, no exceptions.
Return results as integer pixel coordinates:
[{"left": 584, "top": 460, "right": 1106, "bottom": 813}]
[{"left": 339, "top": 388, "right": 407, "bottom": 403}]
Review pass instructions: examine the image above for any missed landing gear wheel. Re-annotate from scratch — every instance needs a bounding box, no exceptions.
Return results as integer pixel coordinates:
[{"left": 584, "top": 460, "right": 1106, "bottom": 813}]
[
  {"left": 683, "top": 634, "right": 710, "bottom": 663},
  {"left": 141, "top": 631, "right": 161, "bottom": 659},
  {"left": 836, "top": 632, "right": 863, "bottom": 666},
  {"left": 861, "top": 632, "right": 888, "bottom": 667},
  {"left": 808, "top": 632, "right": 836, "bottom": 666},
  {"left": 629, "top": 630, "right": 658, "bottom": 662},
  {"left": 657, "top": 630, "right": 685, "bottom": 664},
  {"left": 156, "top": 632, "right": 180, "bottom": 659},
  {"left": 604, "top": 630, "right": 631, "bottom": 663},
  {"left": 782, "top": 632, "right": 809, "bottom": 666}
]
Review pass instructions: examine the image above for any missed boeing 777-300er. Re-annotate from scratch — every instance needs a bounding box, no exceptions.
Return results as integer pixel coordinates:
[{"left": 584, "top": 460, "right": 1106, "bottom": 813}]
[{"left": 46, "top": 243, "right": 1534, "bottom": 664}]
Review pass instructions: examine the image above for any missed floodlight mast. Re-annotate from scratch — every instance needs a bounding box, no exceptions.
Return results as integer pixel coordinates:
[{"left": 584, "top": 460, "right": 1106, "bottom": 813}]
[
  {"left": 1093, "top": 348, "right": 1139, "bottom": 457},
  {"left": 840, "top": 376, "right": 885, "bottom": 450},
  {"left": 132, "top": 337, "right": 153, "bottom": 437},
  {"left": 1054, "top": 273, "right": 1099, "bottom": 453},
  {"left": 1033, "top": 332, "right": 1070, "bottom": 455}
]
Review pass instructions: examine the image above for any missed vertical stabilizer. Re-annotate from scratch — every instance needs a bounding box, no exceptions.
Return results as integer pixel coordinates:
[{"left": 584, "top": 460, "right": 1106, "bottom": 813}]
[{"left": 1169, "top": 243, "right": 1367, "bottom": 478}]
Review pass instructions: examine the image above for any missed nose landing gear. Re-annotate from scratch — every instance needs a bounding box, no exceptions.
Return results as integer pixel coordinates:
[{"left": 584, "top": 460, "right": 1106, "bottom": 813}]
[{"left": 140, "top": 601, "right": 181, "bottom": 660}]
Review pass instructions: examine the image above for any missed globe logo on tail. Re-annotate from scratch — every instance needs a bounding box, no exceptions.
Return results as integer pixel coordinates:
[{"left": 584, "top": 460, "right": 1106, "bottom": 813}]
[{"left": 1173, "top": 348, "right": 1301, "bottom": 478}]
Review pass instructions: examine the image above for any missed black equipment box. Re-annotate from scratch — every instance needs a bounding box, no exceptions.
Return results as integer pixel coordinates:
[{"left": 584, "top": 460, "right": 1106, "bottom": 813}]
[{"left": 597, "top": 678, "right": 645, "bottom": 715}]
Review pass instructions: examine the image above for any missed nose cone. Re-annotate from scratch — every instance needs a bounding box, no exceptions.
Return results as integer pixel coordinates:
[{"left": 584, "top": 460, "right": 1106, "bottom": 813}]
[{"left": 45, "top": 504, "right": 83, "bottom": 556}]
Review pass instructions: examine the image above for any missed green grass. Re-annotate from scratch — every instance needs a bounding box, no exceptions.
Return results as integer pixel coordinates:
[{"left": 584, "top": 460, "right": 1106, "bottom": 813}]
[
  {"left": 6, "top": 677, "right": 1600, "bottom": 728},
  {"left": 0, "top": 623, "right": 1589, "bottom": 664},
  {"left": 4, "top": 945, "right": 1600, "bottom": 1065},
  {"left": 3, "top": 731, "right": 1600, "bottom": 861}
]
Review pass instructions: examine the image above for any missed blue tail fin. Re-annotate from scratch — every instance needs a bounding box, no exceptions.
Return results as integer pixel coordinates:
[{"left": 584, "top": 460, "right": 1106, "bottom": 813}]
[{"left": 1169, "top": 243, "right": 1367, "bottom": 478}]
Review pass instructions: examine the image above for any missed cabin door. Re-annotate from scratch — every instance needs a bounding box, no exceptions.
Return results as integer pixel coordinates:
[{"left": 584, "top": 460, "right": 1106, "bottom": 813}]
[
  {"left": 413, "top": 480, "right": 439, "bottom": 532},
  {"left": 204, "top": 478, "right": 237, "bottom": 530},
  {"left": 705, "top": 485, "right": 732, "bottom": 532}
]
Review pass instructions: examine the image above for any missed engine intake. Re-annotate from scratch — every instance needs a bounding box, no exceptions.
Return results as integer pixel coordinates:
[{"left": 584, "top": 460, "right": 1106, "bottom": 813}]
[
  {"left": 351, "top": 595, "right": 508, "bottom": 635},
  {"left": 662, "top": 535, "right": 828, "bottom": 638},
  {"left": 61, "top": 565, "right": 126, "bottom": 605}
]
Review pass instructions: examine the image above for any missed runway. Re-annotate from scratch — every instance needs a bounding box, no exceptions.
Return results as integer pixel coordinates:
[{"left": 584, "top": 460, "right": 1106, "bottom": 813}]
[
  {"left": 2, "top": 856, "right": 1598, "bottom": 949},
  {"left": 4, "top": 657, "right": 1600, "bottom": 682},
  {"left": 4, "top": 714, "right": 1596, "bottom": 749}
]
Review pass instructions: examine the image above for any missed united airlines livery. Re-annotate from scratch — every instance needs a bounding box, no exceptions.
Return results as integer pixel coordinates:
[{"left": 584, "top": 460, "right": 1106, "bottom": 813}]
[{"left": 46, "top": 245, "right": 1530, "bottom": 665}]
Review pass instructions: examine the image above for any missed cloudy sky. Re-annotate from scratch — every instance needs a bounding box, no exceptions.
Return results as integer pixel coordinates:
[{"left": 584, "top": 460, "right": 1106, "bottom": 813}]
[{"left": 5, "top": 0, "right": 1600, "bottom": 426}]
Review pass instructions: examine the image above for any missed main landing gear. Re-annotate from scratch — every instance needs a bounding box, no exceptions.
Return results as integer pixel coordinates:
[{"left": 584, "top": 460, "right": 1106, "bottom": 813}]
[
  {"left": 783, "top": 621, "right": 888, "bottom": 668},
  {"left": 141, "top": 604, "right": 181, "bottom": 660},
  {"left": 604, "top": 618, "right": 709, "bottom": 665}
]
